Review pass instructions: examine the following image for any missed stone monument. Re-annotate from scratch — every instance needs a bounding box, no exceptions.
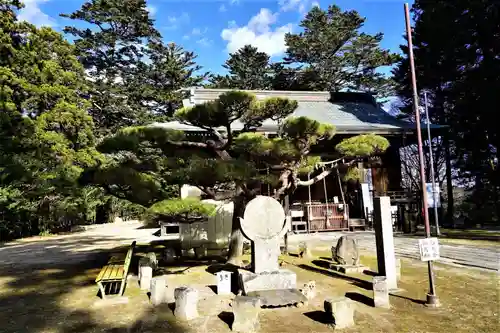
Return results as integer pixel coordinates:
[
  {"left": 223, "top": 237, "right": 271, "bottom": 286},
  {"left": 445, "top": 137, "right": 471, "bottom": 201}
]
[
  {"left": 330, "top": 236, "right": 366, "bottom": 273},
  {"left": 238, "top": 196, "right": 307, "bottom": 307},
  {"left": 231, "top": 296, "right": 261, "bottom": 332},
  {"left": 373, "top": 197, "right": 398, "bottom": 291},
  {"left": 174, "top": 287, "right": 199, "bottom": 321}
]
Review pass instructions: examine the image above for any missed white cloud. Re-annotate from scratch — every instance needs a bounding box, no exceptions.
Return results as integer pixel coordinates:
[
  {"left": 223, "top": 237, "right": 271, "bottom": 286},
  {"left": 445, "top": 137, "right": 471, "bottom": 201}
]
[
  {"left": 219, "top": 4, "right": 227, "bottom": 12},
  {"left": 221, "top": 8, "right": 292, "bottom": 57},
  {"left": 279, "top": 0, "right": 318, "bottom": 14},
  {"left": 164, "top": 12, "right": 190, "bottom": 30},
  {"left": 146, "top": 4, "right": 157, "bottom": 16},
  {"left": 197, "top": 38, "right": 212, "bottom": 47},
  {"left": 18, "top": 0, "right": 57, "bottom": 27}
]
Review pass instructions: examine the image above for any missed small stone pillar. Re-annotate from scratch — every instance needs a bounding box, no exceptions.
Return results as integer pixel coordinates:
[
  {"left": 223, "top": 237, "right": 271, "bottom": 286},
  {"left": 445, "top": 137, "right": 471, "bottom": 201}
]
[
  {"left": 373, "top": 276, "right": 390, "bottom": 308},
  {"left": 164, "top": 248, "right": 177, "bottom": 264},
  {"left": 373, "top": 196, "right": 398, "bottom": 291},
  {"left": 216, "top": 270, "right": 232, "bottom": 295},
  {"left": 138, "top": 258, "right": 153, "bottom": 290},
  {"left": 231, "top": 296, "right": 261, "bottom": 332},
  {"left": 150, "top": 276, "right": 168, "bottom": 306},
  {"left": 174, "top": 287, "right": 199, "bottom": 321},
  {"left": 146, "top": 252, "right": 158, "bottom": 269},
  {"left": 298, "top": 241, "right": 313, "bottom": 259},
  {"left": 324, "top": 297, "right": 355, "bottom": 329}
]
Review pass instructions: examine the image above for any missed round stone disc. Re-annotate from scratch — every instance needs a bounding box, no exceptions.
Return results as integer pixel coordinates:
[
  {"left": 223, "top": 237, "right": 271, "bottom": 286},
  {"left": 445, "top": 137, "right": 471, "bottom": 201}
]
[{"left": 241, "top": 196, "right": 285, "bottom": 240}]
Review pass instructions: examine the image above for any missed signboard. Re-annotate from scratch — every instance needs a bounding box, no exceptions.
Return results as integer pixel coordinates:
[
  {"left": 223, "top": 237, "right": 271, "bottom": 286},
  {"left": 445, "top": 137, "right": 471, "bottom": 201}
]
[
  {"left": 426, "top": 183, "right": 441, "bottom": 208},
  {"left": 418, "top": 237, "right": 440, "bottom": 261},
  {"left": 216, "top": 271, "right": 232, "bottom": 295},
  {"left": 361, "top": 183, "right": 373, "bottom": 217}
]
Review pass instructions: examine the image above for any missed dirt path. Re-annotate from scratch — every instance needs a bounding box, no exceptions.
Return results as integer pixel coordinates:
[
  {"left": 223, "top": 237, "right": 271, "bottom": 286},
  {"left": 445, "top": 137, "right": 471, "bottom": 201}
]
[
  {"left": 0, "top": 221, "right": 156, "bottom": 267},
  {"left": 1, "top": 222, "right": 498, "bottom": 271}
]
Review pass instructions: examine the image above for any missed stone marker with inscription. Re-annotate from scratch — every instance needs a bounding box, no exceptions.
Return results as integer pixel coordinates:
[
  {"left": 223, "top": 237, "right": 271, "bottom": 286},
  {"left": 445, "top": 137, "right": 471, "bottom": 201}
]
[
  {"left": 238, "top": 196, "right": 307, "bottom": 307},
  {"left": 330, "top": 235, "right": 366, "bottom": 273},
  {"left": 373, "top": 276, "right": 390, "bottom": 308},
  {"left": 373, "top": 197, "right": 398, "bottom": 291}
]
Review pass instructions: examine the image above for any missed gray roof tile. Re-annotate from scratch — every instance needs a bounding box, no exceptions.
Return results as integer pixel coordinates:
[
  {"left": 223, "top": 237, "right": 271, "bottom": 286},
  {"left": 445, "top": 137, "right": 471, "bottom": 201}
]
[{"left": 153, "top": 89, "right": 444, "bottom": 134}]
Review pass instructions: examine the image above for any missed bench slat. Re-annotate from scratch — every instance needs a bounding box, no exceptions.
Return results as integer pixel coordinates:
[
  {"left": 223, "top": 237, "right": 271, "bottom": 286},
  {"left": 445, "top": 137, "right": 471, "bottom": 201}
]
[
  {"left": 96, "top": 264, "right": 125, "bottom": 282},
  {"left": 95, "top": 241, "right": 136, "bottom": 287}
]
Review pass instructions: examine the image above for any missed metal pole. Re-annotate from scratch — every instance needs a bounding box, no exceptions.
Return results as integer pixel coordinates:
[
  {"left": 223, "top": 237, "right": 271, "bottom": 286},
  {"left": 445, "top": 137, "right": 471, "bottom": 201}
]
[
  {"left": 404, "top": 3, "right": 439, "bottom": 307},
  {"left": 424, "top": 92, "right": 441, "bottom": 236}
]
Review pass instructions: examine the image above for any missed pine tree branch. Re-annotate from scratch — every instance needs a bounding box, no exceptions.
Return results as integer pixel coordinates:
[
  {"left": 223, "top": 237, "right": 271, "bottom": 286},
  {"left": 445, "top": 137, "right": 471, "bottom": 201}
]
[{"left": 296, "top": 159, "right": 358, "bottom": 187}]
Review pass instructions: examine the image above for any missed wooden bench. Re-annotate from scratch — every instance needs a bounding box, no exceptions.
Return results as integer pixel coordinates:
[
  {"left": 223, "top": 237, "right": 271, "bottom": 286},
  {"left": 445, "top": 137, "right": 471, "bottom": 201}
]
[{"left": 95, "top": 241, "right": 136, "bottom": 298}]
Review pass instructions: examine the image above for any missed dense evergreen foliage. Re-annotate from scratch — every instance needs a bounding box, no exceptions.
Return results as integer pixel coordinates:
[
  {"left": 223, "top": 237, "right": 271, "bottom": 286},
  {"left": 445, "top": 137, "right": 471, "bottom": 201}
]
[{"left": 393, "top": 0, "right": 499, "bottom": 224}]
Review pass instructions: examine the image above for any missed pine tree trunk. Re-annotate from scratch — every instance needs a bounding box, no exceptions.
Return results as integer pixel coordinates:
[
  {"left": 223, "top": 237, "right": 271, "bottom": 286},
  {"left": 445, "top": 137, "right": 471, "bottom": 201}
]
[
  {"left": 226, "top": 193, "right": 247, "bottom": 266},
  {"left": 444, "top": 130, "right": 454, "bottom": 226}
]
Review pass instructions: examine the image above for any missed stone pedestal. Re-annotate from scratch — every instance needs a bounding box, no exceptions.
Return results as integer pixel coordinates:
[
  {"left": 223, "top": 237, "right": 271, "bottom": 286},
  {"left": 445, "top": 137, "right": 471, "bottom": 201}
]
[
  {"left": 373, "top": 276, "right": 390, "bottom": 308},
  {"left": 150, "top": 276, "right": 168, "bottom": 306},
  {"left": 373, "top": 197, "right": 398, "bottom": 291},
  {"left": 324, "top": 297, "right": 355, "bottom": 329},
  {"left": 239, "top": 269, "right": 296, "bottom": 294},
  {"left": 174, "top": 287, "right": 199, "bottom": 321},
  {"left": 329, "top": 264, "right": 366, "bottom": 274},
  {"left": 232, "top": 296, "right": 261, "bottom": 332}
]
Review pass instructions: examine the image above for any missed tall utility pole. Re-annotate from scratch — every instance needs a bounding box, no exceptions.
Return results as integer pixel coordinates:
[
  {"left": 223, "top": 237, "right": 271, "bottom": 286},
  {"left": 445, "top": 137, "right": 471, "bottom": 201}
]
[
  {"left": 404, "top": 3, "right": 440, "bottom": 307},
  {"left": 424, "top": 92, "right": 441, "bottom": 236}
]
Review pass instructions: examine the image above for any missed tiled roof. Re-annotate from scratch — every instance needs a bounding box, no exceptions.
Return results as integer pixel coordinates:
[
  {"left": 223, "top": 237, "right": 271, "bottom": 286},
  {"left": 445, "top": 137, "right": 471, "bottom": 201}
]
[{"left": 152, "top": 88, "right": 444, "bottom": 134}]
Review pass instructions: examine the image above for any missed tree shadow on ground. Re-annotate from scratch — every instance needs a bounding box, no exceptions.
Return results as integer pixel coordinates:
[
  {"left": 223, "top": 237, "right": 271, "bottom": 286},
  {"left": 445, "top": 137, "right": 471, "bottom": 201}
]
[
  {"left": 390, "top": 293, "right": 425, "bottom": 305},
  {"left": 345, "top": 292, "right": 374, "bottom": 307},
  {"left": 217, "top": 311, "right": 233, "bottom": 329},
  {"left": 0, "top": 245, "right": 189, "bottom": 333},
  {"left": 303, "top": 310, "right": 331, "bottom": 325},
  {"left": 298, "top": 260, "right": 372, "bottom": 291}
]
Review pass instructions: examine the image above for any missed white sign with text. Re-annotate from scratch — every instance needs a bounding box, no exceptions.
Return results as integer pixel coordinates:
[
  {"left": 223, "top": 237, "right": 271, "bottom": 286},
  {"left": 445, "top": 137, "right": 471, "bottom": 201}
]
[{"left": 418, "top": 237, "right": 440, "bottom": 261}]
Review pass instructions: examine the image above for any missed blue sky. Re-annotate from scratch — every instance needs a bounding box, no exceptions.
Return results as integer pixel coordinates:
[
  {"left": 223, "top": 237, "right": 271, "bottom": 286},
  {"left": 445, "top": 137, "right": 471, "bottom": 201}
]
[{"left": 17, "top": 0, "right": 414, "bottom": 75}]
